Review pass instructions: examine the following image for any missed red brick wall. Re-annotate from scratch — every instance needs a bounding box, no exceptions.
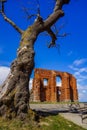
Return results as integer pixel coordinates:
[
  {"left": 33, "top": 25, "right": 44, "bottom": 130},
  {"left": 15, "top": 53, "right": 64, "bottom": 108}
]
[{"left": 32, "top": 68, "right": 78, "bottom": 102}]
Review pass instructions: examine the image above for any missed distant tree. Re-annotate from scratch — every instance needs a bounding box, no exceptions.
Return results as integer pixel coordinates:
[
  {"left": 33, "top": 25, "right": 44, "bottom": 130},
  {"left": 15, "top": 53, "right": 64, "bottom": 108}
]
[{"left": 0, "top": 0, "right": 70, "bottom": 120}]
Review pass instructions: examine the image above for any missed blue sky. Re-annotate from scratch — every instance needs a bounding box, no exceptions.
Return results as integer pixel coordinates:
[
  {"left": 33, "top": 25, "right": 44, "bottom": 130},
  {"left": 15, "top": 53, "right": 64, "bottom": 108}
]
[{"left": 0, "top": 0, "right": 87, "bottom": 102}]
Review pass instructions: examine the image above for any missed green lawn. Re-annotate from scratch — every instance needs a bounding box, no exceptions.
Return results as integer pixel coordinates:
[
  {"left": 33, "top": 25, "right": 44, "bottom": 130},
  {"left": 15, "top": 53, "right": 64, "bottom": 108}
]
[{"left": 0, "top": 114, "right": 86, "bottom": 130}]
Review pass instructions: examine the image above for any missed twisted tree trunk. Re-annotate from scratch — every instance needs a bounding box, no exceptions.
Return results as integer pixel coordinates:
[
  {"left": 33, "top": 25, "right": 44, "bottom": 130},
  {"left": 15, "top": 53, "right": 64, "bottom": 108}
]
[
  {"left": 0, "top": 0, "right": 70, "bottom": 120},
  {"left": 0, "top": 25, "right": 38, "bottom": 119}
]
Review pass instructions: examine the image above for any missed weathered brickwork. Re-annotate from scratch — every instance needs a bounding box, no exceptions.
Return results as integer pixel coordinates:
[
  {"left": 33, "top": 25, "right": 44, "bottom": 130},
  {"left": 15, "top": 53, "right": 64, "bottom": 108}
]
[{"left": 32, "top": 68, "right": 78, "bottom": 102}]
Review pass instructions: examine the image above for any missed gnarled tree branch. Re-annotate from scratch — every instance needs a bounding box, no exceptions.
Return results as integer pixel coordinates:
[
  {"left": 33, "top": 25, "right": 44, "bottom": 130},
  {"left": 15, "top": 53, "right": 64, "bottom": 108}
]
[
  {"left": 40, "top": 0, "right": 70, "bottom": 47},
  {"left": 54, "top": 0, "right": 70, "bottom": 11},
  {"left": 44, "top": 10, "right": 64, "bottom": 29},
  {"left": 1, "top": 12, "right": 24, "bottom": 34},
  {"left": 44, "top": 0, "right": 70, "bottom": 29},
  {"left": 47, "top": 28, "right": 57, "bottom": 48}
]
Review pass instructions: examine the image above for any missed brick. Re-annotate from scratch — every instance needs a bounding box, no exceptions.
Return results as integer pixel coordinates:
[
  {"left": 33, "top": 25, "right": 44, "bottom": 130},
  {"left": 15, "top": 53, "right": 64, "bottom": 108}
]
[{"left": 31, "top": 68, "right": 78, "bottom": 102}]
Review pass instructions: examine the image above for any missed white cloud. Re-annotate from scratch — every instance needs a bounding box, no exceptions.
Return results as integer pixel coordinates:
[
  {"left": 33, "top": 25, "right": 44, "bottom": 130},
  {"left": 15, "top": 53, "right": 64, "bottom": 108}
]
[
  {"left": 79, "top": 67, "right": 87, "bottom": 73},
  {"left": 77, "top": 83, "right": 87, "bottom": 102},
  {"left": 74, "top": 68, "right": 87, "bottom": 83},
  {"left": 74, "top": 71, "right": 80, "bottom": 76},
  {"left": 0, "top": 66, "right": 33, "bottom": 90},
  {"left": 0, "top": 66, "right": 10, "bottom": 85},
  {"left": 78, "top": 92, "right": 86, "bottom": 102},
  {"left": 69, "top": 64, "right": 87, "bottom": 84},
  {"left": 68, "top": 65, "right": 79, "bottom": 71},
  {"left": 29, "top": 78, "right": 33, "bottom": 90},
  {"left": 77, "top": 83, "right": 87, "bottom": 90},
  {"left": 73, "top": 58, "right": 87, "bottom": 66},
  {"left": 69, "top": 58, "right": 87, "bottom": 102},
  {"left": 82, "top": 90, "right": 87, "bottom": 93}
]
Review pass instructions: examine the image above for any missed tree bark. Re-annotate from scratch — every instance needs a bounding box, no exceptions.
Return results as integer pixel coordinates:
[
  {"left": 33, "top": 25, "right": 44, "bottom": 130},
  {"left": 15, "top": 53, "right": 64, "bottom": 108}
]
[
  {"left": 0, "top": 25, "right": 38, "bottom": 120},
  {"left": 0, "top": 0, "right": 70, "bottom": 120}
]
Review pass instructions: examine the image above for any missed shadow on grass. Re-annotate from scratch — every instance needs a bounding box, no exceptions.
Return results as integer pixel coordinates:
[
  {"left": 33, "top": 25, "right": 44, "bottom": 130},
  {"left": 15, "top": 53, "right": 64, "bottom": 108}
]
[{"left": 33, "top": 109, "right": 69, "bottom": 118}]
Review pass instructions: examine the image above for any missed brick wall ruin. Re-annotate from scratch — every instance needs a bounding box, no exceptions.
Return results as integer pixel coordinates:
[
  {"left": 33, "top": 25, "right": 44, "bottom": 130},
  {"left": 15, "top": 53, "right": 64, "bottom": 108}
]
[{"left": 32, "top": 68, "right": 78, "bottom": 102}]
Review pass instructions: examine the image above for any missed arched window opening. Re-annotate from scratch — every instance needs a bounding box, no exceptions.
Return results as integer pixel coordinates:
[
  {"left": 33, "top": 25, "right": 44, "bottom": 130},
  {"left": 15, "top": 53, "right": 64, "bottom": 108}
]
[
  {"left": 43, "top": 78, "right": 48, "bottom": 86},
  {"left": 56, "top": 76, "right": 62, "bottom": 87}
]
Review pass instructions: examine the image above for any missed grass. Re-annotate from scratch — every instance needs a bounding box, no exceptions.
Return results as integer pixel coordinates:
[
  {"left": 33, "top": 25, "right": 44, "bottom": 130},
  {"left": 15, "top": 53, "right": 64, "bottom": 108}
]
[
  {"left": 0, "top": 114, "right": 86, "bottom": 130},
  {"left": 30, "top": 101, "right": 79, "bottom": 104}
]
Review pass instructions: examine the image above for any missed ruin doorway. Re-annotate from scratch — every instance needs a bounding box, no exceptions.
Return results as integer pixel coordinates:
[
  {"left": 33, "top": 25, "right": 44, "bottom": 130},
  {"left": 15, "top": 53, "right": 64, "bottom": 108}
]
[
  {"left": 56, "top": 76, "right": 62, "bottom": 102},
  {"left": 40, "top": 78, "right": 48, "bottom": 102},
  {"left": 70, "top": 86, "right": 74, "bottom": 102}
]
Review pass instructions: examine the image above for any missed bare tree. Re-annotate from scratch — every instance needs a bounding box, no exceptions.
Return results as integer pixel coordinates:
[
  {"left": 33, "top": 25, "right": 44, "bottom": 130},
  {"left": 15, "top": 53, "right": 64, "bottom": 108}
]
[{"left": 0, "top": 0, "right": 70, "bottom": 120}]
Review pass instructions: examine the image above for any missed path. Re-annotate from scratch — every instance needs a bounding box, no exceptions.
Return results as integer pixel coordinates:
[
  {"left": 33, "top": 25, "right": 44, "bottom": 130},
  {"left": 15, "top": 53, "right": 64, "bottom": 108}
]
[{"left": 30, "top": 104, "right": 87, "bottom": 129}]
